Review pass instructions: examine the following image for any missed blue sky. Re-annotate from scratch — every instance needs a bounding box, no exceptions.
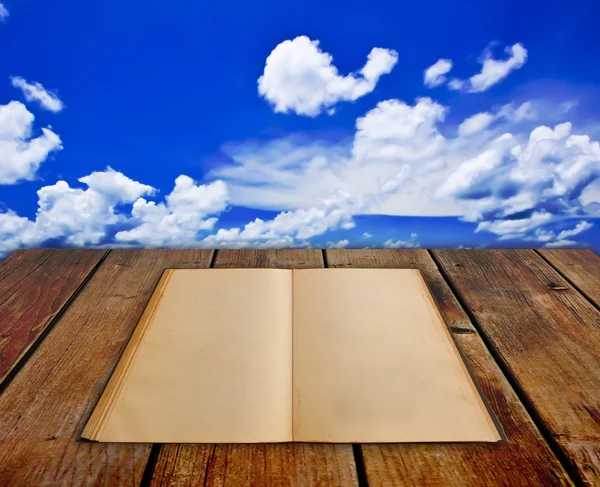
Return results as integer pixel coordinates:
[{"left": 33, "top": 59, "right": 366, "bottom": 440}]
[{"left": 0, "top": 0, "right": 599, "bottom": 257}]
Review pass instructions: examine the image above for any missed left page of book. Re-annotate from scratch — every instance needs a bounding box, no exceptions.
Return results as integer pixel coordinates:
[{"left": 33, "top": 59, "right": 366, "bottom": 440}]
[{"left": 82, "top": 268, "right": 293, "bottom": 443}]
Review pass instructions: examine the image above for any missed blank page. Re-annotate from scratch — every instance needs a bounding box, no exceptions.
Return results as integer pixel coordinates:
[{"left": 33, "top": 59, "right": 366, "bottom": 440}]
[
  {"left": 292, "top": 268, "right": 501, "bottom": 443},
  {"left": 83, "top": 268, "right": 293, "bottom": 443}
]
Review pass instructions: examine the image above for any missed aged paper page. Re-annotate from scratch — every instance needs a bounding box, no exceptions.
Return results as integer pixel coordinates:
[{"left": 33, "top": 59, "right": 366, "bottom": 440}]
[
  {"left": 292, "top": 268, "right": 501, "bottom": 443},
  {"left": 83, "top": 268, "right": 293, "bottom": 443}
]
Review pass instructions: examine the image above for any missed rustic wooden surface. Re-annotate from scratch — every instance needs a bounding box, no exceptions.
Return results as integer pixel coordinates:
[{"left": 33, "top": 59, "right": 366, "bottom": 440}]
[
  {"left": 0, "top": 248, "right": 599, "bottom": 486},
  {"left": 433, "top": 249, "right": 600, "bottom": 487},
  {"left": 538, "top": 249, "right": 600, "bottom": 310},
  {"left": 0, "top": 249, "right": 107, "bottom": 387}
]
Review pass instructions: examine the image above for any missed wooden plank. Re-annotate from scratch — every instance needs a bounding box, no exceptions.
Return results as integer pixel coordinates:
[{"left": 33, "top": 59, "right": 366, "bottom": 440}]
[
  {"left": 0, "top": 249, "right": 107, "bottom": 387},
  {"left": 0, "top": 249, "right": 214, "bottom": 486},
  {"left": 433, "top": 249, "right": 600, "bottom": 486},
  {"left": 538, "top": 249, "right": 600, "bottom": 309},
  {"left": 325, "top": 249, "right": 573, "bottom": 487},
  {"left": 150, "top": 249, "right": 359, "bottom": 487}
]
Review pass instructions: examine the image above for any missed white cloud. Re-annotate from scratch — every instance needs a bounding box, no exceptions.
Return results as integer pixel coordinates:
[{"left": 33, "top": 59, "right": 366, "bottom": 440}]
[
  {"left": 384, "top": 233, "right": 419, "bottom": 248},
  {"left": 202, "top": 190, "right": 361, "bottom": 248},
  {"left": 545, "top": 239, "right": 577, "bottom": 248},
  {"left": 114, "top": 177, "right": 229, "bottom": 246},
  {"left": 0, "top": 101, "right": 63, "bottom": 184},
  {"left": 11, "top": 77, "right": 64, "bottom": 113},
  {"left": 424, "top": 59, "right": 453, "bottom": 88},
  {"left": 450, "top": 43, "right": 528, "bottom": 93},
  {"left": 0, "top": 2, "right": 8, "bottom": 21},
  {"left": 469, "top": 43, "right": 527, "bottom": 92},
  {"left": 448, "top": 79, "right": 464, "bottom": 91},
  {"left": 258, "top": 36, "right": 398, "bottom": 116},
  {"left": 327, "top": 239, "right": 349, "bottom": 249},
  {"left": 458, "top": 112, "right": 495, "bottom": 137},
  {"left": 556, "top": 221, "right": 593, "bottom": 240},
  {"left": 363, "top": 232, "right": 373, "bottom": 238},
  {"left": 212, "top": 97, "right": 461, "bottom": 217},
  {"left": 0, "top": 168, "right": 155, "bottom": 255}
]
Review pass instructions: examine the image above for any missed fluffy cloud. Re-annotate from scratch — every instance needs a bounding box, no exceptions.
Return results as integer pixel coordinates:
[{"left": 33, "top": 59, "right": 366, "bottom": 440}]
[
  {"left": 258, "top": 36, "right": 398, "bottom": 116},
  {"left": 212, "top": 92, "right": 599, "bottom": 248},
  {"left": 0, "top": 2, "right": 8, "bottom": 21},
  {"left": 211, "top": 96, "right": 463, "bottom": 217},
  {"left": 0, "top": 169, "right": 233, "bottom": 256},
  {"left": 424, "top": 59, "right": 452, "bottom": 88},
  {"left": 11, "top": 77, "right": 64, "bottom": 113},
  {"left": 449, "top": 43, "right": 528, "bottom": 93},
  {"left": 384, "top": 233, "right": 419, "bottom": 248},
  {"left": 458, "top": 112, "right": 495, "bottom": 137},
  {"left": 202, "top": 190, "right": 362, "bottom": 248},
  {"left": 0, "top": 101, "right": 63, "bottom": 184},
  {"left": 0, "top": 168, "right": 155, "bottom": 255},
  {"left": 115, "top": 177, "right": 229, "bottom": 246},
  {"left": 457, "top": 102, "right": 535, "bottom": 138},
  {"left": 327, "top": 239, "right": 349, "bottom": 249},
  {"left": 441, "top": 122, "right": 600, "bottom": 239}
]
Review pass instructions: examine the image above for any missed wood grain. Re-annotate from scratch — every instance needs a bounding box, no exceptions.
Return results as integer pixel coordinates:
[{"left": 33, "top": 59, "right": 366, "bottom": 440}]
[
  {"left": 433, "top": 249, "right": 600, "bottom": 486},
  {"left": 0, "top": 249, "right": 213, "bottom": 487},
  {"left": 150, "top": 249, "right": 358, "bottom": 487},
  {"left": 0, "top": 249, "right": 107, "bottom": 387},
  {"left": 325, "top": 249, "right": 573, "bottom": 487},
  {"left": 538, "top": 249, "right": 600, "bottom": 309}
]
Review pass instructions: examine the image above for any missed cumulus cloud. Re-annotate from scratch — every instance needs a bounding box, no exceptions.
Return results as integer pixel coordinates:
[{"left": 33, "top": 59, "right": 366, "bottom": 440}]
[
  {"left": 258, "top": 36, "right": 398, "bottom": 116},
  {"left": 114, "top": 177, "right": 229, "bottom": 246},
  {"left": 11, "top": 77, "right": 64, "bottom": 113},
  {"left": 424, "top": 59, "right": 453, "bottom": 88},
  {"left": 0, "top": 168, "right": 155, "bottom": 255},
  {"left": 327, "top": 239, "right": 349, "bottom": 249},
  {"left": 458, "top": 112, "right": 495, "bottom": 137},
  {"left": 441, "top": 122, "right": 600, "bottom": 239},
  {"left": 0, "top": 2, "right": 8, "bottom": 21},
  {"left": 384, "top": 233, "right": 419, "bottom": 248},
  {"left": 211, "top": 97, "right": 458, "bottom": 217},
  {"left": 545, "top": 239, "right": 578, "bottom": 248},
  {"left": 0, "top": 101, "right": 63, "bottom": 184},
  {"left": 449, "top": 43, "right": 528, "bottom": 93}
]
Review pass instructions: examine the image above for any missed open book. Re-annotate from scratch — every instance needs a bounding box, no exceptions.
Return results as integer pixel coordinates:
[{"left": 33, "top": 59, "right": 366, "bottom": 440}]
[{"left": 82, "top": 268, "right": 503, "bottom": 443}]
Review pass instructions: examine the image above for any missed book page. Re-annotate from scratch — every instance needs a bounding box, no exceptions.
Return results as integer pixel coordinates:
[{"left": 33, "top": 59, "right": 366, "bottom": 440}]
[
  {"left": 292, "top": 268, "right": 501, "bottom": 443},
  {"left": 83, "top": 268, "right": 293, "bottom": 443}
]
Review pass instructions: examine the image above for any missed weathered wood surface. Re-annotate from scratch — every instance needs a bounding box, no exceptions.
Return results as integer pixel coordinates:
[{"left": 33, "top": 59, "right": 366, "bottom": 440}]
[
  {"left": 325, "top": 249, "right": 573, "bottom": 487},
  {"left": 0, "top": 250, "right": 214, "bottom": 486},
  {"left": 2, "top": 248, "right": 599, "bottom": 486},
  {"left": 538, "top": 249, "right": 600, "bottom": 310},
  {"left": 150, "top": 249, "right": 358, "bottom": 487},
  {"left": 0, "top": 249, "right": 107, "bottom": 387},
  {"left": 433, "top": 249, "right": 600, "bottom": 486}
]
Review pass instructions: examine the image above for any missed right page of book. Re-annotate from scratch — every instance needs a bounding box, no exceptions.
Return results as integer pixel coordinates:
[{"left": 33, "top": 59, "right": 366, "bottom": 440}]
[{"left": 292, "top": 268, "right": 502, "bottom": 443}]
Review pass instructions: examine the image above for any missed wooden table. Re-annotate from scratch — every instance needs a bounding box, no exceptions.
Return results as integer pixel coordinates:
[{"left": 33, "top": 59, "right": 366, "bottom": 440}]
[{"left": 1, "top": 248, "right": 599, "bottom": 486}]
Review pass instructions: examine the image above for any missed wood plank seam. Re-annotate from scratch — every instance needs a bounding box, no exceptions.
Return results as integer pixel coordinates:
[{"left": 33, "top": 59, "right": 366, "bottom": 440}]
[
  {"left": 322, "top": 250, "right": 367, "bottom": 487},
  {"left": 428, "top": 249, "right": 587, "bottom": 487},
  {"left": 0, "top": 249, "right": 110, "bottom": 398},
  {"left": 137, "top": 249, "right": 219, "bottom": 487},
  {"left": 535, "top": 250, "right": 600, "bottom": 314}
]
